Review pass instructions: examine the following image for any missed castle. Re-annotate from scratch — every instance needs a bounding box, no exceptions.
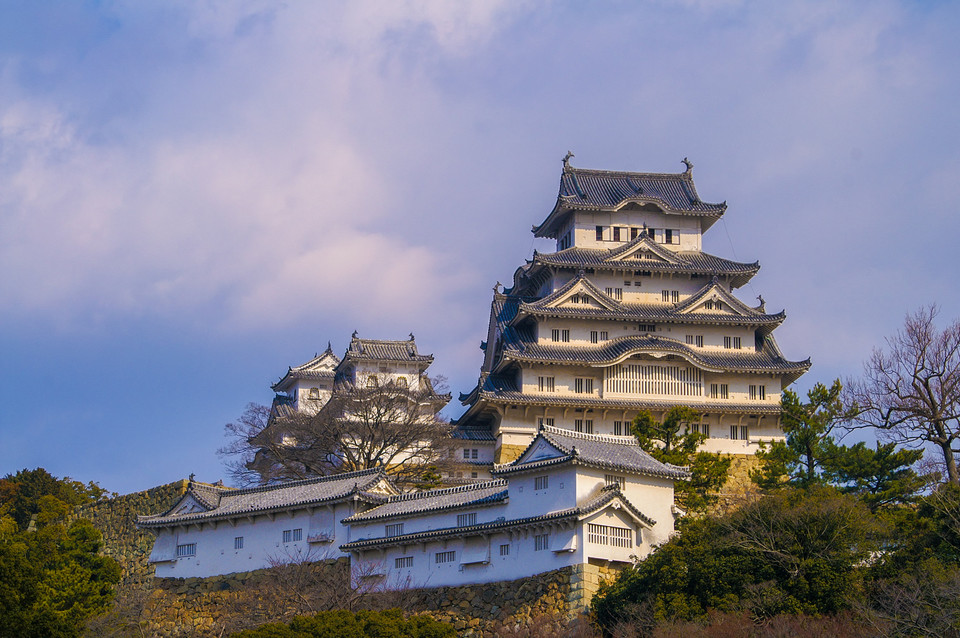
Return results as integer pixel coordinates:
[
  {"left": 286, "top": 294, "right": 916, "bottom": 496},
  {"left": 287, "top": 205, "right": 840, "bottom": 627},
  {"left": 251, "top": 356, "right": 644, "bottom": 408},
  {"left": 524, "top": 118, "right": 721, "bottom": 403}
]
[{"left": 140, "top": 158, "right": 808, "bottom": 590}]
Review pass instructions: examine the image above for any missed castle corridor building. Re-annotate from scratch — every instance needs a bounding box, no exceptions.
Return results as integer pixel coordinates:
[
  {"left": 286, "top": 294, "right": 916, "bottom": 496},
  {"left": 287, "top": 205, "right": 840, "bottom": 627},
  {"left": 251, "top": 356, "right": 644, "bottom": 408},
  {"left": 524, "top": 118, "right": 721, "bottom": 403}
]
[{"left": 455, "top": 158, "right": 810, "bottom": 464}]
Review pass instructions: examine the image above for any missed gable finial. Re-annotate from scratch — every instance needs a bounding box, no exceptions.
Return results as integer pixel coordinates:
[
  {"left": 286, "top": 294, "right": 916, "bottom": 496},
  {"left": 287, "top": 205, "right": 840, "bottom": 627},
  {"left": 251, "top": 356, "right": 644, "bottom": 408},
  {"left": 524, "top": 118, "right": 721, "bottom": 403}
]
[
  {"left": 351, "top": 330, "right": 358, "bottom": 339},
  {"left": 188, "top": 473, "right": 195, "bottom": 482},
  {"left": 577, "top": 269, "right": 585, "bottom": 278},
  {"left": 562, "top": 150, "right": 575, "bottom": 169},
  {"left": 756, "top": 294, "right": 766, "bottom": 312},
  {"left": 493, "top": 281, "right": 502, "bottom": 294},
  {"left": 326, "top": 341, "right": 332, "bottom": 353},
  {"left": 409, "top": 332, "right": 415, "bottom": 341},
  {"left": 682, "top": 157, "right": 693, "bottom": 173}
]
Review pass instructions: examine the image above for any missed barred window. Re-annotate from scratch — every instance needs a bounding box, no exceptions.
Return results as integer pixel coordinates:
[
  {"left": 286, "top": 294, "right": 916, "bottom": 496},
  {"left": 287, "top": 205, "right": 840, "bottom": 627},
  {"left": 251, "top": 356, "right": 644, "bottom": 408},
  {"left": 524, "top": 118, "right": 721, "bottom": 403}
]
[
  {"left": 551, "top": 329, "right": 560, "bottom": 342},
  {"left": 588, "top": 523, "right": 633, "bottom": 548},
  {"left": 534, "top": 534, "right": 549, "bottom": 551},
  {"left": 385, "top": 523, "right": 404, "bottom": 537},
  {"left": 534, "top": 476, "right": 549, "bottom": 490},
  {"left": 613, "top": 227, "right": 621, "bottom": 241},
  {"left": 500, "top": 544, "right": 510, "bottom": 556},
  {"left": 538, "top": 377, "right": 555, "bottom": 392},
  {"left": 605, "top": 474, "right": 626, "bottom": 489},
  {"left": 234, "top": 537, "right": 243, "bottom": 550},
  {"left": 562, "top": 329, "right": 570, "bottom": 342},
  {"left": 730, "top": 425, "right": 750, "bottom": 440},
  {"left": 606, "top": 363, "right": 702, "bottom": 397},
  {"left": 457, "top": 513, "right": 477, "bottom": 527},
  {"left": 176, "top": 543, "right": 196, "bottom": 558},
  {"left": 574, "top": 378, "right": 594, "bottom": 394},
  {"left": 710, "top": 383, "right": 729, "bottom": 399},
  {"left": 590, "top": 331, "right": 598, "bottom": 344},
  {"left": 282, "top": 530, "right": 291, "bottom": 543},
  {"left": 613, "top": 420, "right": 625, "bottom": 436},
  {"left": 435, "top": 551, "right": 456, "bottom": 564},
  {"left": 600, "top": 331, "right": 609, "bottom": 340},
  {"left": 574, "top": 419, "right": 594, "bottom": 434},
  {"left": 696, "top": 335, "right": 704, "bottom": 347},
  {"left": 596, "top": 226, "right": 604, "bottom": 241},
  {"left": 395, "top": 556, "right": 413, "bottom": 568},
  {"left": 639, "top": 324, "right": 656, "bottom": 332}
]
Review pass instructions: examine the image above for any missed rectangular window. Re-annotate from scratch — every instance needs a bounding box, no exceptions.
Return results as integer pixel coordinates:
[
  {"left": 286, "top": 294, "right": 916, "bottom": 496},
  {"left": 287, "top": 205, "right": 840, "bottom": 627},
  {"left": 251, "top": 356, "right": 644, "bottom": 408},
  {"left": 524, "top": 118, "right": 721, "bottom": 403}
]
[
  {"left": 395, "top": 556, "right": 413, "bottom": 568},
  {"left": 705, "top": 300, "right": 714, "bottom": 310},
  {"left": 672, "top": 290, "right": 679, "bottom": 303},
  {"left": 457, "top": 513, "right": 477, "bottom": 527},
  {"left": 575, "top": 419, "right": 594, "bottom": 434},
  {"left": 664, "top": 229, "right": 673, "bottom": 244},
  {"left": 534, "top": 534, "right": 550, "bottom": 551},
  {"left": 234, "top": 536, "right": 243, "bottom": 550},
  {"left": 749, "top": 385, "right": 757, "bottom": 400},
  {"left": 587, "top": 524, "right": 633, "bottom": 548},
  {"left": 724, "top": 336, "right": 732, "bottom": 349},
  {"left": 696, "top": 335, "right": 703, "bottom": 347},
  {"left": 600, "top": 331, "right": 609, "bottom": 340},
  {"left": 614, "top": 288, "right": 623, "bottom": 301},
  {"left": 648, "top": 228, "right": 657, "bottom": 241},
  {"left": 630, "top": 227, "right": 639, "bottom": 240},
  {"left": 538, "top": 417, "right": 554, "bottom": 428},
  {"left": 710, "top": 384, "right": 729, "bottom": 399},
  {"left": 662, "top": 290, "right": 670, "bottom": 302},
  {"left": 596, "top": 226, "right": 603, "bottom": 241},
  {"left": 176, "top": 543, "right": 196, "bottom": 558},
  {"left": 613, "top": 420, "right": 625, "bottom": 436},
  {"left": 293, "top": 528, "right": 302, "bottom": 541},
  {"left": 435, "top": 551, "right": 456, "bottom": 564},
  {"left": 685, "top": 335, "right": 694, "bottom": 345},
  {"left": 551, "top": 329, "right": 560, "bottom": 342},
  {"left": 574, "top": 378, "right": 594, "bottom": 394},
  {"left": 605, "top": 474, "right": 626, "bottom": 489},
  {"left": 590, "top": 331, "right": 598, "bottom": 344},
  {"left": 534, "top": 475, "right": 549, "bottom": 490},
  {"left": 733, "top": 337, "right": 741, "bottom": 349},
  {"left": 639, "top": 324, "right": 656, "bottom": 332},
  {"left": 730, "top": 426, "right": 750, "bottom": 440},
  {"left": 613, "top": 227, "right": 621, "bottom": 241},
  {"left": 499, "top": 544, "right": 510, "bottom": 557},
  {"left": 759, "top": 385, "right": 766, "bottom": 400},
  {"left": 472, "top": 449, "right": 478, "bottom": 459},
  {"left": 463, "top": 449, "right": 470, "bottom": 459},
  {"left": 538, "top": 376, "right": 555, "bottom": 392},
  {"left": 282, "top": 530, "right": 291, "bottom": 543},
  {"left": 561, "top": 329, "right": 570, "bottom": 342},
  {"left": 385, "top": 523, "right": 404, "bottom": 537}
]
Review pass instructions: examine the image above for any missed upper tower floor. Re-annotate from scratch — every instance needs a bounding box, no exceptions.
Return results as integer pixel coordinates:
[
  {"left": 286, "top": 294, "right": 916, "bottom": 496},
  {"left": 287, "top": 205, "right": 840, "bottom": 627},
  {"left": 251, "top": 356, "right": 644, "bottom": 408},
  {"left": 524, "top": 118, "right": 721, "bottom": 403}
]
[{"left": 533, "top": 155, "right": 726, "bottom": 253}]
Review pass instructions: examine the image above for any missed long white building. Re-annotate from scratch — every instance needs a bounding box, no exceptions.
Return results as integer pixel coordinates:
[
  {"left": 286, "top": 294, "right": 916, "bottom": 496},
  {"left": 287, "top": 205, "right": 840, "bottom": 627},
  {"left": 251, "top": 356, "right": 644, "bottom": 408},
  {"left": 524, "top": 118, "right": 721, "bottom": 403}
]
[
  {"left": 455, "top": 157, "right": 810, "bottom": 464},
  {"left": 140, "top": 427, "right": 686, "bottom": 586}
]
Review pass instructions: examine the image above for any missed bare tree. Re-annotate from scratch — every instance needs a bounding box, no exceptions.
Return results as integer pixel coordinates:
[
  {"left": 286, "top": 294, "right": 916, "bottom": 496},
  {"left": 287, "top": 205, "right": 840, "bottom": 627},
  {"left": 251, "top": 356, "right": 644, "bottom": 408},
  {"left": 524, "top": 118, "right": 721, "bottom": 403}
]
[
  {"left": 847, "top": 305, "right": 960, "bottom": 485},
  {"left": 219, "top": 378, "right": 461, "bottom": 488}
]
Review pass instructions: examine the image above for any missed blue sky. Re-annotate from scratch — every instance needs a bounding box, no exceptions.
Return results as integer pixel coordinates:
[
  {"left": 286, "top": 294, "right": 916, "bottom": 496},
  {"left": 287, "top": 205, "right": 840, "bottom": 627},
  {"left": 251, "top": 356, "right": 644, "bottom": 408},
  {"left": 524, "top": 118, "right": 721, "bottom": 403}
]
[{"left": 2, "top": 0, "right": 958, "bottom": 494}]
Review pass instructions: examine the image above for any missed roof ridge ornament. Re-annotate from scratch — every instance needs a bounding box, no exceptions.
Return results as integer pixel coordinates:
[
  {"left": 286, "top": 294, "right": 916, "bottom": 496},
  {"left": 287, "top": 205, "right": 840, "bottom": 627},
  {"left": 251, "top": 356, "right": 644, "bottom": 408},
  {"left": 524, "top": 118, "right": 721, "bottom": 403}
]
[
  {"left": 562, "top": 150, "right": 575, "bottom": 170},
  {"left": 682, "top": 157, "right": 693, "bottom": 174},
  {"left": 756, "top": 294, "right": 766, "bottom": 312}
]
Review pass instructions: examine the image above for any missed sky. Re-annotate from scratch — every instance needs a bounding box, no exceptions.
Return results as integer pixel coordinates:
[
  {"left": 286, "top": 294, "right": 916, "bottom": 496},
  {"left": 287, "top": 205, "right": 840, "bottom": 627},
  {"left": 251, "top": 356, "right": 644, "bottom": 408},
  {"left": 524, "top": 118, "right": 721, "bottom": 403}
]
[{"left": 1, "top": 0, "right": 958, "bottom": 495}]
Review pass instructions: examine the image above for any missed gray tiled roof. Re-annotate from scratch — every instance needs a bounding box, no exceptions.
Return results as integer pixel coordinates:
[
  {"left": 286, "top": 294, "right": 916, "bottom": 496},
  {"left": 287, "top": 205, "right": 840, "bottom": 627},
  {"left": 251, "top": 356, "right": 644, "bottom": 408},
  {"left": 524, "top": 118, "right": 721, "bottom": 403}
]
[
  {"left": 342, "top": 480, "right": 508, "bottom": 523},
  {"left": 531, "top": 246, "right": 759, "bottom": 283},
  {"left": 500, "top": 332, "right": 811, "bottom": 376},
  {"left": 340, "top": 485, "right": 651, "bottom": 551},
  {"left": 452, "top": 425, "right": 498, "bottom": 441},
  {"left": 342, "top": 335, "right": 434, "bottom": 363},
  {"left": 516, "top": 276, "right": 784, "bottom": 329},
  {"left": 495, "top": 426, "right": 689, "bottom": 481},
  {"left": 272, "top": 346, "right": 341, "bottom": 392},
  {"left": 138, "top": 468, "right": 390, "bottom": 528}
]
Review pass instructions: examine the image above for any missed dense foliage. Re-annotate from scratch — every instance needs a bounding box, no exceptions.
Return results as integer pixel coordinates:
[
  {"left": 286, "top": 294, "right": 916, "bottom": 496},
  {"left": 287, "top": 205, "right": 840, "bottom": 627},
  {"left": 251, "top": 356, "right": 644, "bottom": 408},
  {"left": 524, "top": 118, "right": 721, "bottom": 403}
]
[
  {"left": 631, "top": 407, "right": 731, "bottom": 512},
  {"left": 0, "top": 468, "right": 119, "bottom": 638},
  {"left": 229, "top": 608, "right": 456, "bottom": 638}
]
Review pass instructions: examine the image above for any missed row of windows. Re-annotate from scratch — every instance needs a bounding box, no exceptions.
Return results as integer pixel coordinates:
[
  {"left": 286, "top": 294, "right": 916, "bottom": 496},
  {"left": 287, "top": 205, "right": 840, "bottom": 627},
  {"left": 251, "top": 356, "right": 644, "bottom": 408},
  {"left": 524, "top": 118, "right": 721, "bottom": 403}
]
[
  {"left": 596, "top": 226, "right": 680, "bottom": 244},
  {"left": 541, "top": 415, "right": 759, "bottom": 438},
  {"left": 723, "top": 336, "right": 742, "bottom": 349},
  {"left": 282, "top": 528, "right": 303, "bottom": 543},
  {"left": 574, "top": 419, "right": 594, "bottom": 433},
  {"left": 590, "top": 330, "right": 610, "bottom": 343},
  {"left": 661, "top": 290, "right": 680, "bottom": 303},
  {"left": 574, "top": 377, "right": 594, "bottom": 394},
  {"left": 396, "top": 543, "right": 517, "bottom": 569},
  {"left": 605, "top": 287, "right": 623, "bottom": 301},
  {"left": 463, "top": 448, "right": 479, "bottom": 459},
  {"left": 551, "top": 329, "right": 570, "bottom": 343}
]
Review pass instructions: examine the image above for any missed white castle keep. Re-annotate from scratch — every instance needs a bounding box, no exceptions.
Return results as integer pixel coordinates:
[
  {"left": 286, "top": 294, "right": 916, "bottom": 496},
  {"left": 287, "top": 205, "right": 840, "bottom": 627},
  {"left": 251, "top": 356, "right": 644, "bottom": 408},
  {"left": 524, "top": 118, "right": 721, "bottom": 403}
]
[{"left": 140, "top": 158, "right": 808, "bottom": 588}]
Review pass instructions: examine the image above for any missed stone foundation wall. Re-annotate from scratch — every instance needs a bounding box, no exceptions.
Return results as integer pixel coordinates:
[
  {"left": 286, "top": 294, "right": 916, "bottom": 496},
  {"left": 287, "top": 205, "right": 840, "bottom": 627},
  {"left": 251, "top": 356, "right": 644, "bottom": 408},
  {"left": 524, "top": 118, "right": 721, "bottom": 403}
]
[
  {"left": 715, "top": 453, "right": 763, "bottom": 512},
  {"left": 73, "top": 480, "right": 189, "bottom": 586},
  {"left": 88, "top": 560, "right": 626, "bottom": 637}
]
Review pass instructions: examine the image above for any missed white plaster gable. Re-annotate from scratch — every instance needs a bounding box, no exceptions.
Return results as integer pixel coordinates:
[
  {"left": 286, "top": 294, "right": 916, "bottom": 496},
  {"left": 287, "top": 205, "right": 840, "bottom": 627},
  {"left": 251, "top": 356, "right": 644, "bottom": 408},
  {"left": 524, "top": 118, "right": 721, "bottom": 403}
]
[
  {"left": 543, "top": 278, "right": 621, "bottom": 311},
  {"left": 602, "top": 237, "right": 681, "bottom": 265},
  {"left": 581, "top": 495, "right": 654, "bottom": 530},
  {"left": 515, "top": 437, "right": 567, "bottom": 464},
  {"left": 678, "top": 282, "right": 762, "bottom": 317},
  {"left": 167, "top": 493, "right": 211, "bottom": 516}
]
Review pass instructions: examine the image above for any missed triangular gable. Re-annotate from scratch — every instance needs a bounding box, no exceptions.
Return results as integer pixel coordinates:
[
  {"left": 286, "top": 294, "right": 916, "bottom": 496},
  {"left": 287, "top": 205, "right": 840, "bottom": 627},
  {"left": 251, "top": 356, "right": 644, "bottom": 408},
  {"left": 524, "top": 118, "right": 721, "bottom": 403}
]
[
  {"left": 676, "top": 281, "right": 761, "bottom": 318},
  {"left": 581, "top": 496, "right": 654, "bottom": 530},
  {"left": 292, "top": 350, "right": 341, "bottom": 373},
  {"left": 165, "top": 492, "right": 214, "bottom": 517},
  {"left": 537, "top": 276, "right": 622, "bottom": 312},
  {"left": 603, "top": 236, "right": 681, "bottom": 265},
  {"left": 514, "top": 435, "right": 568, "bottom": 465},
  {"left": 366, "top": 476, "right": 400, "bottom": 497}
]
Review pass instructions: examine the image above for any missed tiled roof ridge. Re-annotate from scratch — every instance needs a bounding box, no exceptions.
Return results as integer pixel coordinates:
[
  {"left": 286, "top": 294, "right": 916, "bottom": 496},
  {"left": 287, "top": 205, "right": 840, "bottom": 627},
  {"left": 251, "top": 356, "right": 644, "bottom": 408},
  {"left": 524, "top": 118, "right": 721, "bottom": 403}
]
[
  {"left": 223, "top": 467, "right": 384, "bottom": 497},
  {"left": 541, "top": 424, "right": 638, "bottom": 446},
  {"left": 531, "top": 247, "right": 760, "bottom": 275},
  {"left": 521, "top": 273, "right": 623, "bottom": 313},
  {"left": 603, "top": 234, "right": 680, "bottom": 263},
  {"left": 384, "top": 479, "right": 508, "bottom": 504}
]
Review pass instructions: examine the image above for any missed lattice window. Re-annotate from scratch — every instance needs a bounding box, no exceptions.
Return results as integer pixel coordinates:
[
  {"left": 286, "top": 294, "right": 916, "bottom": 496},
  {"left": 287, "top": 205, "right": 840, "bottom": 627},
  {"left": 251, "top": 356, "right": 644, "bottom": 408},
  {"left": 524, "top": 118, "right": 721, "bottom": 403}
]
[
  {"left": 534, "top": 534, "right": 549, "bottom": 551},
  {"left": 176, "top": 543, "right": 196, "bottom": 557},
  {"left": 606, "top": 364, "right": 703, "bottom": 396},
  {"left": 457, "top": 513, "right": 477, "bottom": 527},
  {"left": 395, "top": 556, "right": 413, "bottom": 568},
  {"left": 587, "top": 524, "right": 632, "bottom": 548}
]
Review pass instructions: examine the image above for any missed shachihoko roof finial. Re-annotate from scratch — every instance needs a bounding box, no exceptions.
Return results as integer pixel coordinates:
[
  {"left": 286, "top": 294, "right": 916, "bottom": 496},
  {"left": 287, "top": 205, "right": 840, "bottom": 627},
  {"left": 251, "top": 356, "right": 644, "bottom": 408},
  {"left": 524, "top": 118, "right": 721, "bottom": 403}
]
[
  {"left": 351, "top": 330, "right": 358, "bottom": 339},
  {"left": 326, "top": 341, "right": 333, "bottom": 352},
  {"left": 493, "top": 281, "right": 502, "bottom": 294},
  {"left": 409, "top": 332, "right": 415, "bottom": 341},
  {"left": 682, "top": 157, "right": 693, "bottom": 173},
  {"left": 563, "top": 150, "right": 575, "bottom": 169}
]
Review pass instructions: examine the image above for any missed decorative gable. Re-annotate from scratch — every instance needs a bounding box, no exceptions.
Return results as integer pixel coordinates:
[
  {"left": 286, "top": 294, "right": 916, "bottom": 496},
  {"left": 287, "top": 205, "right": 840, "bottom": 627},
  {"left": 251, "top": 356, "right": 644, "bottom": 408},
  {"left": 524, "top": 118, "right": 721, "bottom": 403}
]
[
  {"left": 168, "top": 493, "right": 211, "bottom": 517},
  {"left": 516, "top": 436, "right": 567, "bottom": 465},
  {"left": 603, "top": 237, "right": 681, "bottom": 265}
]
